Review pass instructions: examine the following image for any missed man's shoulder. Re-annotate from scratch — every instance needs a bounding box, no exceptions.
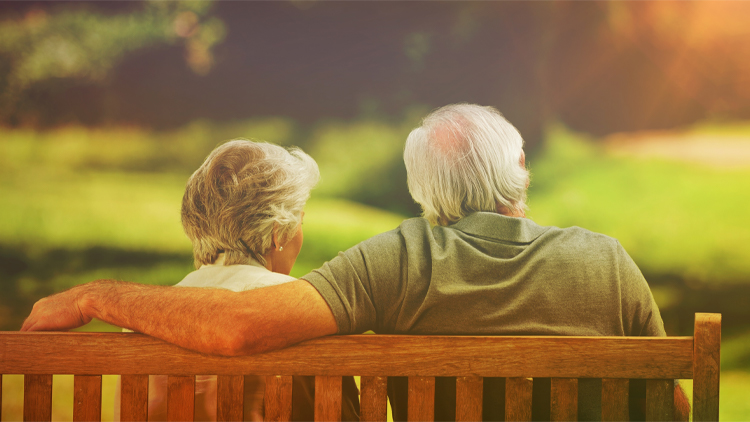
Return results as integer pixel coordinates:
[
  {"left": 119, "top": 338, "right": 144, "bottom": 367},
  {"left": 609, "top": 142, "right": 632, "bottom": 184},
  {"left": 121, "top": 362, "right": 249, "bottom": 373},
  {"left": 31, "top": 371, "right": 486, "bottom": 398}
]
[
  {"left": 356, "top": 217, "right": 429, "bottom": 248},
  {"left": 397, "top": 217, "right": 432, "bottom": 233},
  {"left": 540, "top": 223, "right": 621, "bottom": 251}
]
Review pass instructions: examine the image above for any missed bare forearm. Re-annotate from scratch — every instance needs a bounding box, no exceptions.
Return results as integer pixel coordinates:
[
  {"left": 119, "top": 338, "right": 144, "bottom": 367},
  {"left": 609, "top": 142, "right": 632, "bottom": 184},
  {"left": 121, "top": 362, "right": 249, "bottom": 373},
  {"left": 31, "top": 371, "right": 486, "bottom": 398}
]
[
  {"left": 22, "top": 279, "right": 338, "bottom": 356},
  {"left": 85, "top": 280, "right": 252, "bottom": 355}
]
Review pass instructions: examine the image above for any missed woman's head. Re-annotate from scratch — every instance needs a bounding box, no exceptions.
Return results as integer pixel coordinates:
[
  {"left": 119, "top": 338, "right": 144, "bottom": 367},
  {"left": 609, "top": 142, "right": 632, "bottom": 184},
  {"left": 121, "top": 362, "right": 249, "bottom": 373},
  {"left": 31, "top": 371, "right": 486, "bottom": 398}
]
[{"left": 181, "top": 140, "right": 319, "bottom": 269}]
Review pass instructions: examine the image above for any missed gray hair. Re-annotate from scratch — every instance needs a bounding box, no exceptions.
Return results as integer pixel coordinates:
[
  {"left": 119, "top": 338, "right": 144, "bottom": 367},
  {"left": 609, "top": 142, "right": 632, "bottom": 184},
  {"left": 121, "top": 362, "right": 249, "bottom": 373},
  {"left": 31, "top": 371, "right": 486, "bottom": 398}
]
[
  {"left": 404, "top": 103, "right": 529, "bottom": 226},
  {"left": 181, "top": 139, "right": 319, "bottom": 268}
]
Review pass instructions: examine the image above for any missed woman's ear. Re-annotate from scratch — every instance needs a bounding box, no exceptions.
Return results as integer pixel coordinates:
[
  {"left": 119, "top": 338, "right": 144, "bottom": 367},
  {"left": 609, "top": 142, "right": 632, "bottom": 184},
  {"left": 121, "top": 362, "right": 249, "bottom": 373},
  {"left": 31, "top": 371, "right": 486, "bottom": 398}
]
[{"left": 271, "top": 224, "right": 280, "bottom": 251}]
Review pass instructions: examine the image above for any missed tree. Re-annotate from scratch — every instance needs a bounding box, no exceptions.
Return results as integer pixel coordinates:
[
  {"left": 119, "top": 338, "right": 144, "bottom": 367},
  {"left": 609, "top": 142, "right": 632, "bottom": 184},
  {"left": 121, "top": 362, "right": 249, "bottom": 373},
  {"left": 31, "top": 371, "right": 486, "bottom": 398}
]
[{"left": 0, "top": 1, "right": 226, "bottom": 124}]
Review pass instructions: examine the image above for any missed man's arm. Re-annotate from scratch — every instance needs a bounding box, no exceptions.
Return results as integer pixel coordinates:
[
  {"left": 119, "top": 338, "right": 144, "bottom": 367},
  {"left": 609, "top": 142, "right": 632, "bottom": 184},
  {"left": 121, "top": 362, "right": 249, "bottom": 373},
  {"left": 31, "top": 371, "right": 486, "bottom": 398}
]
[{"left": 21, "top": 279, "right": 337, "bottom": 356}]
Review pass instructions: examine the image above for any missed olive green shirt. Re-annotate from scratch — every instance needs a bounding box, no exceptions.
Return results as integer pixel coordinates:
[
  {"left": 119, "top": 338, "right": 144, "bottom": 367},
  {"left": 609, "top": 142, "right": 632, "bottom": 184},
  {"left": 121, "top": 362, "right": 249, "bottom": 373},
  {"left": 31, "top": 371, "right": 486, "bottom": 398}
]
[{"left": 303, "top": 212, "right": 665, "bottom": 421}]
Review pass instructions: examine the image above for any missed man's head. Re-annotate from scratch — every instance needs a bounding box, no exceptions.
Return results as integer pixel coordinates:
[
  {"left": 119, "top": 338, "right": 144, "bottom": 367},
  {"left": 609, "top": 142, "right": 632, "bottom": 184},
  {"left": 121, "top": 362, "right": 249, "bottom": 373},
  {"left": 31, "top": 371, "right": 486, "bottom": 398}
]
[
  {"left": 181, "top": 140, "right": 319, "bottom": 269},
  {"left": 404, "top": 103, "right": 529, "bottom": 226}
]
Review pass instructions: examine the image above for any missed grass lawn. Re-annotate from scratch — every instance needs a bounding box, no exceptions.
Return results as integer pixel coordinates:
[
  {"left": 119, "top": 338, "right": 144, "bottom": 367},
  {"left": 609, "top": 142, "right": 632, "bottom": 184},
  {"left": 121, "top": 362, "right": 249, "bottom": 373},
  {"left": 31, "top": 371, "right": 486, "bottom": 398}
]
[{"left": 528, "top": 126, "right": 750, "bottom": 288}]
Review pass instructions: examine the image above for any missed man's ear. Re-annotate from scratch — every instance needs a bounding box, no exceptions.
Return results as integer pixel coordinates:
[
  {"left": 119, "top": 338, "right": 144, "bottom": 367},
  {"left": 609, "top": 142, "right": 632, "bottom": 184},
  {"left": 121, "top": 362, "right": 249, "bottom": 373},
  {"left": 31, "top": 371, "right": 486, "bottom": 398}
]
[{"left": 520, "top": 150, "right": 530, "bottom": 189}]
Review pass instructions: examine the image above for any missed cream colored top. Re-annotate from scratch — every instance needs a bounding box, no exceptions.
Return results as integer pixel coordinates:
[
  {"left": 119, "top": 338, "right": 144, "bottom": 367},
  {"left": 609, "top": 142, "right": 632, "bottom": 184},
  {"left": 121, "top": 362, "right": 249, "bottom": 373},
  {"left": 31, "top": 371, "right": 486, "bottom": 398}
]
[
  {"left": 177, "top": 254, "right": 295, "bottom": 291},
  {"left": 115, "top": 255, "right": 296, "bottom": 422}
]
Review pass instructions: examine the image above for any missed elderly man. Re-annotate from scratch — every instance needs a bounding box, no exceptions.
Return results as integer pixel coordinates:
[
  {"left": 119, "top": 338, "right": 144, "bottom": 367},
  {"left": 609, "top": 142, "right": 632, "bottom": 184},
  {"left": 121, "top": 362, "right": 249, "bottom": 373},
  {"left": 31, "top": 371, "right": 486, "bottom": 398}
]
[{"left": 23, "top": 103, "right": 687, "bottom": 421}]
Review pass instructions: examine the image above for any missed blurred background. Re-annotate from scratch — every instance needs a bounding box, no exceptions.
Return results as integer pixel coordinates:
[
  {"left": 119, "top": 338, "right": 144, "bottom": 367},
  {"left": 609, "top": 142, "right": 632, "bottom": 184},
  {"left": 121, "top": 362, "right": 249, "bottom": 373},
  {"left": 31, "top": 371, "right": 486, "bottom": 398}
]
[{"left": 1, "top": 1, "right": 749, "bottom": 420}]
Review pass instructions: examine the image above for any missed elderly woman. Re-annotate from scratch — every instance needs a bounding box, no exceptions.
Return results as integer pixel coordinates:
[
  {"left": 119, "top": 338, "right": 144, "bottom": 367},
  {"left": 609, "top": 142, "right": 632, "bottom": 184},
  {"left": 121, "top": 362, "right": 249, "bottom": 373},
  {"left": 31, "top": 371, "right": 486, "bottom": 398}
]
[{"left": 116, "top": 140, "right": 360, "bottom": 421}]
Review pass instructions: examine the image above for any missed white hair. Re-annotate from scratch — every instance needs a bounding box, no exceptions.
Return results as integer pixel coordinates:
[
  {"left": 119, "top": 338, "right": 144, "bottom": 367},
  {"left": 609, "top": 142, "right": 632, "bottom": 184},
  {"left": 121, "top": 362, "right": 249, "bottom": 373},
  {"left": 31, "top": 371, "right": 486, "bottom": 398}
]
[
  {"left": 404, "top": 103, "right": 529, "bottom": 226},
  {"left": 181, "top": 139, "right": 319, "bottom": 268}
]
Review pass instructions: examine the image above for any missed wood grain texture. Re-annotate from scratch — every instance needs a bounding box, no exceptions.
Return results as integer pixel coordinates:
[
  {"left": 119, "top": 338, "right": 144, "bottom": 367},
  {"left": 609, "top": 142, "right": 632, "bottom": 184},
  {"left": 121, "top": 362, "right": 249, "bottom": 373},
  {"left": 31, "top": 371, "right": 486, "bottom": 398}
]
[
  {"left": 693, "top": 313, "right": 721, "bottom": 422},
  {"left": 601, "top": 378, "right": 629, "bottom": 421},
  {"left": 217, "top": 375, "right": 244, "bottom": 422},
  {"left": 360, "top": 376, "right": 387, "bottom": 422},
  {"left": 120, "top": 374, "right": 148, "bottom": 422},
  {"left": 646, "top": 379, "right": 674, "bottom": 422},
  {"left": 74, "top": 375, "right": 102, "bottom": 422},
  {"left": 1, "top": 313, "right": 722, "bottom": 422},
  {"left": 550, "top": 378, "right": 577, "bottom": 421},
  {"left": 0, "top": 332, "right": 694, "bottom": 379},
  {"left": 264, "top": 375, "right": 293, "bottom": 422},
  {"left": 1, "top": 374, "right": 3, "bottom": 422},
  {"left": 408, "top": 376, "right": 435, "bottom": 422},
  {"left": 315, "top": 376, "right": 342, "bottom": 422},
  {"left": 456, "top": 376, "right": 483, "bottom": 422},
  {"left": 23, "top": 374, "right": 52, "bottom": 422},
  {"left": 505, "top": 377, "right": 532, "bottom": 422},
  {"left": 167, "top": 376, "right": 195, "bottom": 422}
]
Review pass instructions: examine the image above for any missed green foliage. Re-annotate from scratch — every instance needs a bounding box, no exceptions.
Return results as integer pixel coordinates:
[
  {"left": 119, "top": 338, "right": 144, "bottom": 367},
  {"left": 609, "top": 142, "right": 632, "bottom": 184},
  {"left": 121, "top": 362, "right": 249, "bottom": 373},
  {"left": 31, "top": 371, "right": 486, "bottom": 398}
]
[
  {"left": 0, "top": 1, "right": 226, "bottom": 112},
  {"left": 0, "top": 6, "right": 168, "bottom": 87},
  {"left": 688, "top": 120, "right": 750, "bottom": 137},
  {"left": 0, "top": 117, "right": 296, "bottom": 174},
  {"left": 528, "top": 125, "right": 750, "bottom": 286},
  {"left": 308, "top": 106, "right": 426, "bottom": 215},
  {"left": 292, "top": 198, "right": 406, "bottom": 278},
  {"left": 718, "top": 371, "right": 750, "bottom": 421},
  {"left": 721, "top": 328, "right": 750, "bottom": 371},
  {"left": 311, "top": 120, "right": 406, "bottom": 197},
  {"left": 2, "top": 118, "right": 750, "bottom": 289},
  {"left": 2, "top": 118, "right": 750, "bottom": 290},
  {"left": 0, "top": 170, "right": 190, "bottom": 252}
]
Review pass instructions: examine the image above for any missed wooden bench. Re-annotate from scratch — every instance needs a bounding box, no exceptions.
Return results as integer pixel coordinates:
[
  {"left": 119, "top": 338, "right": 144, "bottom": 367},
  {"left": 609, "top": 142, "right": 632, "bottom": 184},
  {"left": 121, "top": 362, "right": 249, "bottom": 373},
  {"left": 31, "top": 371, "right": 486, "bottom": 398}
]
[{"left": 1, "top": 313, "right": 720, "bottom": 421}]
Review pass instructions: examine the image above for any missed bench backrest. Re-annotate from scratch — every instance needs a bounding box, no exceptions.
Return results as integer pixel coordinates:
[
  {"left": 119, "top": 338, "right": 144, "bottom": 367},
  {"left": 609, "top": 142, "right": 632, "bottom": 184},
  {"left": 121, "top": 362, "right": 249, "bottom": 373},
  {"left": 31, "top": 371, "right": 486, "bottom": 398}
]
[{"left": 0, "top": 313, "right": 720, "bottom": 421}]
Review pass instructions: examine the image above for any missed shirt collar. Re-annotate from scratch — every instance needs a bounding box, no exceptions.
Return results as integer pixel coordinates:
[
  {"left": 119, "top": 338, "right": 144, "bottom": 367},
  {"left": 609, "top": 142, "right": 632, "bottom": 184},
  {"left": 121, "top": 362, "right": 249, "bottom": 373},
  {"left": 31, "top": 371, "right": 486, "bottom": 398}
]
[
  {"left": 200, "top": 253, "right": 267, "bottom": 269},
  {"left": 449, "top": 212, "right": 549, "bottom": 243}
]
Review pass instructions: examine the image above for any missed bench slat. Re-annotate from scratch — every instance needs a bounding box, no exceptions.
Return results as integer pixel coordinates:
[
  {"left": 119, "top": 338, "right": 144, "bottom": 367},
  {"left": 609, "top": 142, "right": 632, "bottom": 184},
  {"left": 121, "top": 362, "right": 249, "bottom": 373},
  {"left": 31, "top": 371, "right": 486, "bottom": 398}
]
[
  {"left": 315, "top": 376, "right": 342, "bottom": 422},
  {"left": 120, "top": 374, "right": 148, "bottom": 422},
  {"left": 0, "top": 333, "right": 694, "bottom": 379},
  {"left": 167, "top": 376, "right": 195, "bottom": 422},
  {"left": 23, "top": 374, "right": 52, "bottom": 422},
  {"left": 360, "top": 376, "right": 387, "bottom": 422},
  {"left": 264, "top": 375, "right": 293, "bottom": 422},
  {"left": 456, "top": 376, "right": 483, "bottom": 422},
  {"left": 505, "top": 377, "right": 532, "bottom": 422},
  {"left": 601, "top": 378, "right": 629, "bottom": 421},
  {"left": 1, "top": 374, "right": 3, "bottom": 422},
  {"left": 550, "top": 378, "right": 577, "bottom": 421},
  {"left": 693, "top": 313, "right": 721, "bottom": 422},
  {"left": 74, "top": 375, "right": 102, "bottom": 422},
  {"left": 646, "top": 379, "right": 674, "bottom": 421},
  {"left": 217, "top": 375, "right": 244, "bottom": 422},
  {"left": 407, "top": 376, "right": 435, "bottom": 422}
]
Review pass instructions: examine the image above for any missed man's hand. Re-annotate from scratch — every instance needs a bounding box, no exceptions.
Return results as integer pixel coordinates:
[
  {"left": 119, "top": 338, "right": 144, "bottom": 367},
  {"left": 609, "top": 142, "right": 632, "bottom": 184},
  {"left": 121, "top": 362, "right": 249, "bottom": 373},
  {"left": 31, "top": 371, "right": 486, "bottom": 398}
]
[{"left": 21, "top": 283, "right": 92, "bottom": 331}]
